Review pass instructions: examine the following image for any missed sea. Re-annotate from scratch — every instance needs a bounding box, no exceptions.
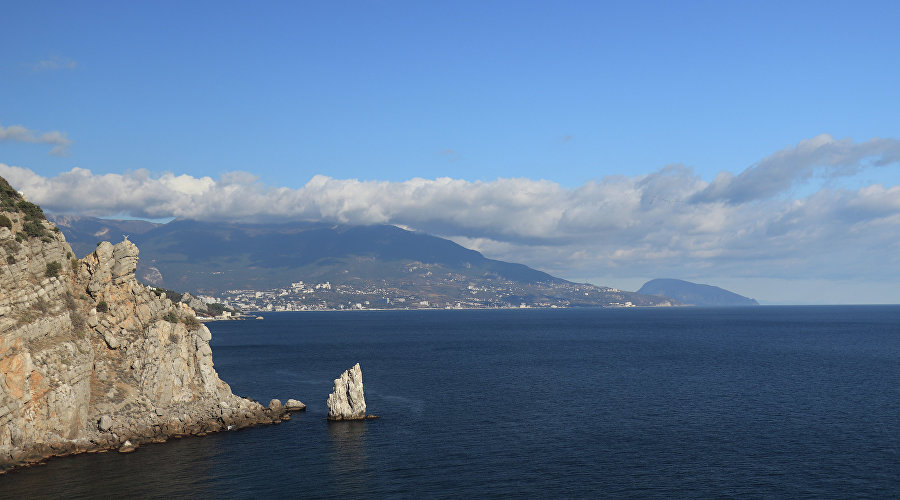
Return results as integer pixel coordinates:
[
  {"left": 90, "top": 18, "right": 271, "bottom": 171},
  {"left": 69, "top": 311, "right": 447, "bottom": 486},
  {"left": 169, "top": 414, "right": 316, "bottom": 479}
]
[{"left": 1, "top": 306, "right": 899, "bottom": 498}]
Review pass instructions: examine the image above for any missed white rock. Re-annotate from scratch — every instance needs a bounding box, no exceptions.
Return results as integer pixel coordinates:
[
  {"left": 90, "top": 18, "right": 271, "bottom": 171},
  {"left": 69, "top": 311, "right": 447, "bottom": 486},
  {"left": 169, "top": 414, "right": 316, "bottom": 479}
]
[
  {"left": 285, "top": 399, "right": 306, "bottom": 411},
  {"left": 326, "top": 363, "right": 366, "bottom": 420}
]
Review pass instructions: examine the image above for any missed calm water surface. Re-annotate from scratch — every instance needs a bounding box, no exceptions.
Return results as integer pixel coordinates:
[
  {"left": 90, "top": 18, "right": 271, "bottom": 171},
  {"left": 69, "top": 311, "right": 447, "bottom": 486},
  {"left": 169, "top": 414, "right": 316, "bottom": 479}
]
[{"left": 2, "top": 306, "right": 899, "bottom": 498}]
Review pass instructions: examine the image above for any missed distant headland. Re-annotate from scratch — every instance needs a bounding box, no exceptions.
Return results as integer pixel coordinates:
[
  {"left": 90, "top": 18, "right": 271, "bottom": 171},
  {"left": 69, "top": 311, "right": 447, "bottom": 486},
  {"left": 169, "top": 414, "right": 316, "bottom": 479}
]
[{"left": 638, "top": 278, "right": 759, "bottom": 307}]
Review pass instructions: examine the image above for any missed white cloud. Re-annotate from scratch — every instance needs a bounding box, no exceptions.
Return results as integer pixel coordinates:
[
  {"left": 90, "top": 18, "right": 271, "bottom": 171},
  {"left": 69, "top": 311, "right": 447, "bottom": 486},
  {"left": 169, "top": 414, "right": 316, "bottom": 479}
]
[
  {"left": 692, "top": 134, "right": 900, "bottom": 204},
  {"left": 0, "top": 123, "right": 73, "bottom": 156},
  {"left": 30, "top": 56, "right": 78, "bottom": 71},
  {"left": 2, "top": 134, "right": 900, "bottom": 298}
]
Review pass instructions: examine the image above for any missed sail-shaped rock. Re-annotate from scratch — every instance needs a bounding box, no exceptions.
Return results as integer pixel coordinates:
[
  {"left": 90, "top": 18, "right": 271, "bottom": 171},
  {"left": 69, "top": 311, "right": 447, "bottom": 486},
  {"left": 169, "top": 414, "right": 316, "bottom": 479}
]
[{"left": 326, "top": 363, "right": 367, "bottom": 420}]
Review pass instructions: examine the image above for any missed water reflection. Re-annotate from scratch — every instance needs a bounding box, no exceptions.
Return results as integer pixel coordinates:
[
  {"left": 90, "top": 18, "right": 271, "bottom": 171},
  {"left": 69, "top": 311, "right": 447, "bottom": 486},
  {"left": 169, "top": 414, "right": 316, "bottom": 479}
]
[{"left": 327, "top": 421, "right": 371, "bottom": 495}]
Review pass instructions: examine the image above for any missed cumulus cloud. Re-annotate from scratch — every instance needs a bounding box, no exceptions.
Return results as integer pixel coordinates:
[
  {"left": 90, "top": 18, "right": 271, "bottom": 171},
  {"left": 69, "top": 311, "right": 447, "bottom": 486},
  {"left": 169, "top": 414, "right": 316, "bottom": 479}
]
[
  {"left": 30, "top": 56, "right": 78, "bottom": 71},
  {"left": 0, "top": 123, "right": 73, "bottom": 156},
  {"left": 2, "top": 134, "right": 899, "bottom": 285}
]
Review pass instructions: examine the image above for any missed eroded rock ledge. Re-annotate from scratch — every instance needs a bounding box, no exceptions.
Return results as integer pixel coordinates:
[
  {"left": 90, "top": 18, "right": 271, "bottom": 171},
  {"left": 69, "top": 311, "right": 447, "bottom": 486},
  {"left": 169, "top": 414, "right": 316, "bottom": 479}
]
[{"left": 0, "top": 185, "right": 299, "bottom": 472}]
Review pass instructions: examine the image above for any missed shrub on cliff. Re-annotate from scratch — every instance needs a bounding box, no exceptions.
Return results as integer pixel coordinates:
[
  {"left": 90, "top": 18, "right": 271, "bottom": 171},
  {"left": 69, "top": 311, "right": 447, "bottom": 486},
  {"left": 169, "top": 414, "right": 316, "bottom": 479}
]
[
  {"left": 1, "top": 239, "right": 18, "bottom": 255},
  {"left": 0, "top": 214, "right": 11, "bottom": 229},
  {"left": 45, "top": 261, "right": 62, "bottom": 278},
  {"left": 182, "top": 315, "right": 201, "bottom": 330},
  {"left": 149, "top": 286, "right": 184, "bottom": 303},
  {"left": 65, "top": 292, "right": 88, "bottom": 335},
  {"left": 23, "top": 220, "right": 46, "bottom": 238},
  {"left": 0, "top": 177, "right": 22, "bottom": 210},
  {"left": 96, "top": 300, "right": 109, "bottom": 313},
  {"left": 17, "top": 200, "right": 45, "bottom": 221},
  {"left": 163, "top": 311, "right": 178, "bottom": 323}
]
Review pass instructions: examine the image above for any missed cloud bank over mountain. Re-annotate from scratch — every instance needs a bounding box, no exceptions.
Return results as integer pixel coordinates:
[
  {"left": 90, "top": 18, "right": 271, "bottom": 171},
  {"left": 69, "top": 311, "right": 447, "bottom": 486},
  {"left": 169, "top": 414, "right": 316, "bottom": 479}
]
[{"left": 3, "top": 134, "right": 899, "bottom": 297}]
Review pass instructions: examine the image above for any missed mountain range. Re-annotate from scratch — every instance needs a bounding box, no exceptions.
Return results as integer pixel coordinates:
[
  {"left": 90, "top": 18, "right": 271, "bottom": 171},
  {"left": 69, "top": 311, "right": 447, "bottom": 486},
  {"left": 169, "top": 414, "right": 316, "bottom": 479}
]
[{"left": 50, "top": 215, "right": 674, "bottom": 310}]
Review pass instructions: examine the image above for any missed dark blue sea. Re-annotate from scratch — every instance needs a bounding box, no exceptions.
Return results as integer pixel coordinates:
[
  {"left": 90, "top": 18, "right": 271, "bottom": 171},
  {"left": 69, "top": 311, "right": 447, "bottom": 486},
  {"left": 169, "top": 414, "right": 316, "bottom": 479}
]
[{"left": 2, "top": 306, "right": 900, "bottom": 498}]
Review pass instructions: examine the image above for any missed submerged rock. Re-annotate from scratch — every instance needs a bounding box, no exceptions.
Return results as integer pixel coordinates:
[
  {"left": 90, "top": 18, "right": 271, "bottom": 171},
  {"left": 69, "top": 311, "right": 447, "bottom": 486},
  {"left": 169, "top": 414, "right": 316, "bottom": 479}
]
[{"left": 326, "top": 363, "right": 367, "bottom": 421}]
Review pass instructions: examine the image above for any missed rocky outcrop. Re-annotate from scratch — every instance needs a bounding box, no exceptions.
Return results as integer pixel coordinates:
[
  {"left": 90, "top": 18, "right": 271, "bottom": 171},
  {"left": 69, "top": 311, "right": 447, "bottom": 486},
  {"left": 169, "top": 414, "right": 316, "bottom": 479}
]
[
  {"left": 285, "top": 399, "right": 306, "bottom": 411},
  {"left": 0, "top": 180, "right": 300, "bottom": 472},
  {"left": 326, "top": 363, "right": 368, "bottom": 421},
  {"left": 179, "top": 293, "right": 208, "bottom": 313}
]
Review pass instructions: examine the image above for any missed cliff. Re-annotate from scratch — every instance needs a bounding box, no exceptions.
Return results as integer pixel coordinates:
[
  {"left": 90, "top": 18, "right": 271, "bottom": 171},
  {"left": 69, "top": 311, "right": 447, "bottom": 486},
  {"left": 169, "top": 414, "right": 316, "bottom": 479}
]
[{"left": 0, "top": 179, "right": 288, "bottom": 472}]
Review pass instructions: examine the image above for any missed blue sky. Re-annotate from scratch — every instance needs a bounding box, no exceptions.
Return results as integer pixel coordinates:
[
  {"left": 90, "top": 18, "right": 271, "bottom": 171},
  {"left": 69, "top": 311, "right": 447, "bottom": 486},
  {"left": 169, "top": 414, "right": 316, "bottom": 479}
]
[{"left": 3, "top": 1, "right": 900, "bottom": 304}]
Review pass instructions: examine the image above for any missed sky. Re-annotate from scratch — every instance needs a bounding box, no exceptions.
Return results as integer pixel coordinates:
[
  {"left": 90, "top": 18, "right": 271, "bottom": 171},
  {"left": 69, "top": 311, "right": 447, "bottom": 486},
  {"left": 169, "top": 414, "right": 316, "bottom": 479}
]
[{"left": 2, "top": 0, "right": 900, "bottom": 304}]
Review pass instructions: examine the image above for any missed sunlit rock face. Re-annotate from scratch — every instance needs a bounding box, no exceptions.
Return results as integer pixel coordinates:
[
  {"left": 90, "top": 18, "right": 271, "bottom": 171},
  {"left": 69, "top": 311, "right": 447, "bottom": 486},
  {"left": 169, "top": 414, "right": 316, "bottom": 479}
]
[
  {"left": 326, "top": 363, "right": 367, "bottom": 421},
  {"left": 0, "top": 178, "right": 289, "bottom": 472}
]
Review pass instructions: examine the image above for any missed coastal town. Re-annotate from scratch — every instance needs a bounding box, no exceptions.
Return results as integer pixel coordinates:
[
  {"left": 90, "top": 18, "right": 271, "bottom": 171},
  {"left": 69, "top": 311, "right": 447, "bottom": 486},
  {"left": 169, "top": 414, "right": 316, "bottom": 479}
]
[{"left": 212, "top": 278, "right": 645, "bottom": 312}]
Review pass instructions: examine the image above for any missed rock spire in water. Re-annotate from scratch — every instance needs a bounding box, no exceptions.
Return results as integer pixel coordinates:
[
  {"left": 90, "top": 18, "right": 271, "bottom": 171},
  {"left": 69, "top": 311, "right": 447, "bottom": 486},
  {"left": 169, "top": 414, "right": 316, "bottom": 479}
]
[{"left": 326, "top": 363, "right": 367, "bottom": 421}]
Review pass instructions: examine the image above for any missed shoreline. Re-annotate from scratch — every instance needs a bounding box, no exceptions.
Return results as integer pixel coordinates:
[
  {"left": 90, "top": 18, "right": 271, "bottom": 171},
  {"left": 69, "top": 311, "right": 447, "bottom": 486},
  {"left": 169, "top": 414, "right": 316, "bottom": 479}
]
[
  {"left": 237, "top": 304, "right": 672, "bottom": 314},
  {"left": 1, "top": 397, "right": 300, "bottom": 475}
]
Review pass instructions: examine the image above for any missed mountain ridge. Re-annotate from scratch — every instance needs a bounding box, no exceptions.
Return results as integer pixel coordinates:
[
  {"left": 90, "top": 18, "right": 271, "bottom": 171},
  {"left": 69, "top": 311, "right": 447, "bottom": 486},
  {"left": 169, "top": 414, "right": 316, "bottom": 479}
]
[{"left": 50, "top": 215, "right": 674, "bottom": 309}]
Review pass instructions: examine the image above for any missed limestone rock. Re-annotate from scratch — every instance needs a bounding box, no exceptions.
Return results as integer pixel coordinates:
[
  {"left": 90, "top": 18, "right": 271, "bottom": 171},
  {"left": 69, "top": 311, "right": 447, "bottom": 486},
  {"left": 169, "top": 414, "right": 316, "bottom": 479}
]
[
  {"left": 98, "top": 415, "right": 113, "bottom": 432},
  {"left": 110, "top": 239, "right": 139, "bottom": 282},
  {"left": 326, "top": 363, "right": 367, "bottom": 421},
  {"left": 0, "top": 187, "right": 290, "bottom": 474},
  {"left": 102, "top": 331, "right": 120, "bottom": 350},
  {"left": 285, "top": 399, "right": 306, "bottom": 411},
  {"left": 180, "top": 293, "right": 208, "bottom": 312},
  {"left": 197, "top": 324, "right": 212, "bottom": 342}
]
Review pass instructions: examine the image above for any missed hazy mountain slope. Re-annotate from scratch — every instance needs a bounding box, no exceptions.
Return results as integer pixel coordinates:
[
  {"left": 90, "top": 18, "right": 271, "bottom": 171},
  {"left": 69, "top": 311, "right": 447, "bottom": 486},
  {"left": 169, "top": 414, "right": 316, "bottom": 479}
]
[
  {"left": 77, "top": 219, "right": 563, "bottom": 292},
  {"left": 53, "top": 216, "right": 675, "bottom": 308},
  {"left": 48, "top": 215, "right": 162, "bottom": 258},
  {"left": 638, "top": 278, "right": 759, "bottom": 306}
]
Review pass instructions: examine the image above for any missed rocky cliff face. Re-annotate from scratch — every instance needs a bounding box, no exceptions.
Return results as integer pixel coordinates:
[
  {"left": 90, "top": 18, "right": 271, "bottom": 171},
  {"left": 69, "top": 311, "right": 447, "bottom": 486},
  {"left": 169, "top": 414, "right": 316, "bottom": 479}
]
[{"left": 0, "top": 182, "right": 287, "bottom": 472}]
